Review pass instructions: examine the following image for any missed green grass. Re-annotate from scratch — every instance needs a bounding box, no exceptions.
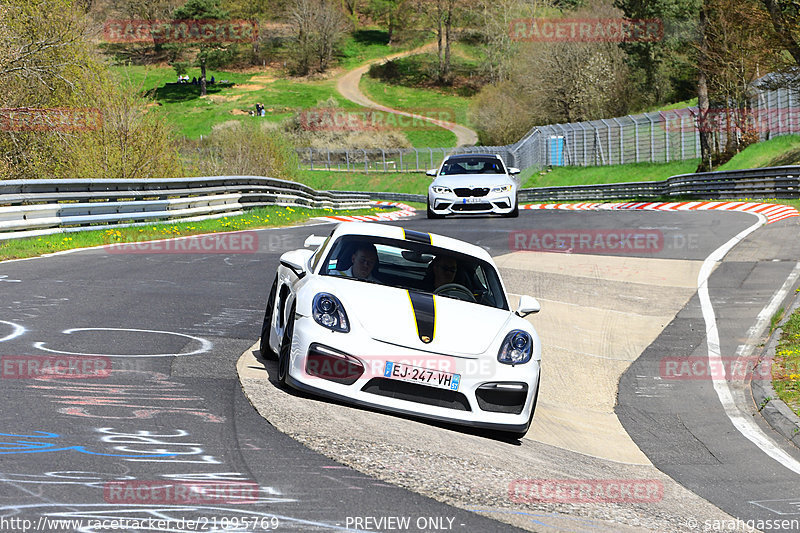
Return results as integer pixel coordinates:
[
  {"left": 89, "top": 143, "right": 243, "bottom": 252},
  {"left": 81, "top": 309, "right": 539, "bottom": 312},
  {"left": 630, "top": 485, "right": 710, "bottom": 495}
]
[
  {"left": 719, "top": 135, "right": 800, "bottom": 171},
  {"left": 361, "top": 72, "right": 474, "bottom": 126},
  {"left": 0, "top": 205, "right": 387, "bottom": 261},
  {"left": 522, "top": 160, "right": 701, "bottom": 188},
  {"left": 336, "top": 29, "right": 423, "bottom": 70},
  {"left": 773, "top": 309, "right": 800, "bottom": 417},
  {"left": 294, "top": 169, "right": 430, "bottom": 194},
  {"left": 637, "top": 98, "right": 698, "bottom": 114}
]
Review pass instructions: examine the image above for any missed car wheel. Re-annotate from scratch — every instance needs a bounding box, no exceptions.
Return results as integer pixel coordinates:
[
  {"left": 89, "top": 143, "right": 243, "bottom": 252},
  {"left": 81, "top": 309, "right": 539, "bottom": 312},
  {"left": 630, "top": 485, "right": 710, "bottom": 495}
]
[
  {"left": 505, "top": 194, "right": 519, "bottom": 218},
  {"left": 504, "top": 375, "right": 540, "bottom": 440},
  {"left": 258, "top": 275, "right": 278, "bottom": 359},
  {"left": 427, "top": 199, "right": 444, "bottom": 219},
  {"left": 277, "top": 302, "right": 295, "bottom": 386}
]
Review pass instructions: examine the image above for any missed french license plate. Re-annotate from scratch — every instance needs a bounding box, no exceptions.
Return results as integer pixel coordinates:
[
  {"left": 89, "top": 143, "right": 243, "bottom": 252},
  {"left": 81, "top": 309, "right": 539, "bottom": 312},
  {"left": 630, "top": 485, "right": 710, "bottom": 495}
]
[
  {"left": 384, "top": 361, "right": 460, "bottom": 391},
  {"left": 463, "top": 197, "right": 482, "bottom": 204}
]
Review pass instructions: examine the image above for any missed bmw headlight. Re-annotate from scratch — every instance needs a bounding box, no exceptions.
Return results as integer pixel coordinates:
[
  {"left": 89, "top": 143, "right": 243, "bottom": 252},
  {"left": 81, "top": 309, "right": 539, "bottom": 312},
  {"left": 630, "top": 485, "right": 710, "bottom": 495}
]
[
  {"left": 491, "top": 184, "right": 512, "bottom": 193},
  {"left": 498, "top": 330, "right": 533, "bottom": 365},
  {"left": 431, "top": 186, "right": 452, "bottom": 194},
  {"left": 313, "top": 293, "right": 349, "bottom": 333}
]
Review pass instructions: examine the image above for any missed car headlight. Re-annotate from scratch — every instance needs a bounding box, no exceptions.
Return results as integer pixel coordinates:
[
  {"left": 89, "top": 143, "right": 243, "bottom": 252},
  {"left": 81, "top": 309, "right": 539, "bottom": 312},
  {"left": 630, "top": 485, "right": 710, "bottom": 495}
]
[
  {"left": 431, "top": 186, "right": 452, "bottom": 194},
  {"left": 498, "top": 330, "right": 533, "bottom": 365},
  {"left": 313, "top": 293, "right": 349, "bottom": 333},
  {"left": 491, "top": 184, "right": 512, "bottom": 193}
]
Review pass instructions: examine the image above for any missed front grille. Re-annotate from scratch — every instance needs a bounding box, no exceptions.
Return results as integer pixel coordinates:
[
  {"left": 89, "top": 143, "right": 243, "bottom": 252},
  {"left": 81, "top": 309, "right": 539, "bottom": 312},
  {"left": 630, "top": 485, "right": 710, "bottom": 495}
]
[
  {"left": 475, "top": 383, "right": 528, "bottom": 414},
  {"left": 452, "top": 203, "right": 492, "bottom": 212},
  {"left": 361, "top": 378, "right": 471, "bottom": 411},
  {"left": 453, "top": 187, "right": 489, "bottom": 198}
]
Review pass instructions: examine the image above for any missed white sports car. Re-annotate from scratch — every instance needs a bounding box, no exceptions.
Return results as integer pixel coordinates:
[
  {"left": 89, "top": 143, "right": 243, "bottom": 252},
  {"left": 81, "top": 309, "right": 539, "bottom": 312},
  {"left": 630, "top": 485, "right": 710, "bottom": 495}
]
[
  {"left": 258, "top": 222, "right": 542, "bottom": 438},
  {"left": 426, "top": 153, "right": 521, "bottom": 219}
]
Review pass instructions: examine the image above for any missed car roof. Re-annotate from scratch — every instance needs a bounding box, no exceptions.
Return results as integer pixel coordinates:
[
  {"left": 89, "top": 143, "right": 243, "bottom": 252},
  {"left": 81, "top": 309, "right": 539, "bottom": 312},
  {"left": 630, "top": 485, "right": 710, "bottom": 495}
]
[
  {"left": 327, "top": 222, "right": 494, "bottom": 263},
  {"left": 445, "top": 153, "right": 502, "bottom": 161}
]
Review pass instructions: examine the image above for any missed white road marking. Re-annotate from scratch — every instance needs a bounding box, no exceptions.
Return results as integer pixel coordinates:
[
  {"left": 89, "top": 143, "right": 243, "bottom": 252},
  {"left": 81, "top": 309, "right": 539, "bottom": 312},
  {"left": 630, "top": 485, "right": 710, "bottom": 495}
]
[
  {"left": 0, "top": 275, "right": 21, "bottom": 282},
  {"left": 33, "top": 328, "right": 212, "bottom": 358},
  {"left": 698, "top": 213, "right": 800, "bottom": 475},
  {"left": 0, "top": 320, "right": 26, "bottom": 342}
]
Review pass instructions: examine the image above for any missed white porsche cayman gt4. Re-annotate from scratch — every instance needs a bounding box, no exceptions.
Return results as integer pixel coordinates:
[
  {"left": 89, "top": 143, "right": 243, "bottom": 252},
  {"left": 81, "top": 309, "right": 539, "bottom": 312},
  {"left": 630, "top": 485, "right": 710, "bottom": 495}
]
[{"left": 258, "top": 222, "right": 542, "bottom": 438}]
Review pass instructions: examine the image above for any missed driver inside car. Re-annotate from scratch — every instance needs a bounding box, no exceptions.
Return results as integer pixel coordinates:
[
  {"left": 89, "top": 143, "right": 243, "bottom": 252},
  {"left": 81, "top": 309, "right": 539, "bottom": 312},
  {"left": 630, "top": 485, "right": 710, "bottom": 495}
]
[{"left": 424, "top": 255, "right": 458, "bottom": 290}]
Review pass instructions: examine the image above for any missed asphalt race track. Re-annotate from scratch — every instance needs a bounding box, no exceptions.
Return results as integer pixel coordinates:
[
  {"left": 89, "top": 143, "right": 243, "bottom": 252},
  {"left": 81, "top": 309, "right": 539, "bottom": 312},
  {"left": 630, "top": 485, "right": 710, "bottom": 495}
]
[{"left": 1, "top": 207, "right": 799, "bottom": 532}]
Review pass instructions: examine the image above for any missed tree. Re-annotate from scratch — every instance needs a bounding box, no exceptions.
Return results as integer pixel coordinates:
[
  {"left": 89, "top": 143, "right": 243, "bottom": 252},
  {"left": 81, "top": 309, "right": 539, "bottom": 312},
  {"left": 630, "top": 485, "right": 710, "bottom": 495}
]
[
  {"left": 366, "top": 0, "right": 410, "bottom": 44},
  {"left": 760, "top": 0, "right": 800, "bottom": 66},
  {"left": 171, "top": 0, "right": 231, "bottom": 96},
  {"left": 614, "top": 0, "right": 701, "bottom": 106},
  {"left": 288, "top": 0, "right": 347, "bottom": 74}
]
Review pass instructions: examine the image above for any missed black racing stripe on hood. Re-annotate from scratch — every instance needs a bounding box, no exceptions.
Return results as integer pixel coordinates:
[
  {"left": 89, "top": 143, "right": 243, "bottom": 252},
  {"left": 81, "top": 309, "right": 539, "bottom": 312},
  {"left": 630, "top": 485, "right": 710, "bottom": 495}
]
[
  {"left": 408, "top": 291, "right": 435, "bottom": 343},
  {"left": 403, "top": 229, "right": 432, "bottom": 244}
]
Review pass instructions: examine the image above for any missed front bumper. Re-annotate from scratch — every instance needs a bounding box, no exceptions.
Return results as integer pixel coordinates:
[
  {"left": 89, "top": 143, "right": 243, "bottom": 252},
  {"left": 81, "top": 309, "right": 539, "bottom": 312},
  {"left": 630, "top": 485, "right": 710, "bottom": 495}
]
[
  {"left": 285, "top": 316, "right": 540, "bottom": 432},
  {"left": 428, "top": 190, "right": 516, "bottom": 215}
]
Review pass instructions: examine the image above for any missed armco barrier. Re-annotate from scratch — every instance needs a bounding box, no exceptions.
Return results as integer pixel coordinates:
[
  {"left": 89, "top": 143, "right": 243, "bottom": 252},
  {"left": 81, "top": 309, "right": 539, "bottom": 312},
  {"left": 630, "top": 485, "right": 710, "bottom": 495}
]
[
  {"left": 518, "top": 165, "right": 800, "bottom": 202},
  {"left": 0, "top": 176, "right": 371, "bottom": 240}
]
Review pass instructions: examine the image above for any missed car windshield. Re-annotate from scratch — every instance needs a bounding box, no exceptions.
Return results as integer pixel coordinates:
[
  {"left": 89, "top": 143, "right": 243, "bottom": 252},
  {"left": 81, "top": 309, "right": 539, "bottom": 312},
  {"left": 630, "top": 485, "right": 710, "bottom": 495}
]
[
  {"left": 320, "top": 235, "right": 509, "bottom": 310},
  {"left": 440, "top": 157, "right": 505, "bottom": 176}
]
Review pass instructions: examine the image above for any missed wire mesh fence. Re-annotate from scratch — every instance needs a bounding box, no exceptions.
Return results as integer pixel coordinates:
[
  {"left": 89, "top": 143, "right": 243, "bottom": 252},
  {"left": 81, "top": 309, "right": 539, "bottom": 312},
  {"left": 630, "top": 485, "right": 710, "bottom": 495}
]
[{"left": 296, "top": 84, "right": 799, "bottom": 173}]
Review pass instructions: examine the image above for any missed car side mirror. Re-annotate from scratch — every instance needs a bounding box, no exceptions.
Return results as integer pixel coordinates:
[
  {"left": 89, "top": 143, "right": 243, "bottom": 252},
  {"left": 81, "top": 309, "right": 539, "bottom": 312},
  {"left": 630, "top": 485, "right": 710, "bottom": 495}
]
[
  {"left": 508, "top": 167, "right": 521, "bottom": 175},
  {"left": 280, "top": 250, "right": 311, "bottom": 279},
  {"left": 516, "top": 295, "right": 540, "bottom": 317},
  {"left": 426, "top": 169, "right": 437, "bottom": 177},
  {"left": 304, "top": 235, "right": 326, "bottom": 248}
]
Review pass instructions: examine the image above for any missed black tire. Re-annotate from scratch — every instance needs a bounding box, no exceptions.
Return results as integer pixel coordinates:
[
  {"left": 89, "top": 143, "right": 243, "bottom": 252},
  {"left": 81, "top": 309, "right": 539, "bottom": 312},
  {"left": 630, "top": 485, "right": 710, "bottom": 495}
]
[
  {"left": 258, "top": 275, "right": 278, "bottom": 359},
  {"left": 427, "top": 199, "right": 444, "bottom": 219},
  {"left": 505, "top": 194, "right": 519, "bottom": 218},
  {"left": 504, "top": 376, "right": 540, "bottom": 440},
  {"left": 277, "top": 302, "right": 296, "bottom": 387}
]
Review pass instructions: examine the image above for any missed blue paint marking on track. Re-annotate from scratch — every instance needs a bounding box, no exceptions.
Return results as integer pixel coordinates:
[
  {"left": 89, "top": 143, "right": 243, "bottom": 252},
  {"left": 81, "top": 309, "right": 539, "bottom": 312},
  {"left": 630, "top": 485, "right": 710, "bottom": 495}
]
[{"left": 0, "top": 431, "right": 175, "bottom": 458}]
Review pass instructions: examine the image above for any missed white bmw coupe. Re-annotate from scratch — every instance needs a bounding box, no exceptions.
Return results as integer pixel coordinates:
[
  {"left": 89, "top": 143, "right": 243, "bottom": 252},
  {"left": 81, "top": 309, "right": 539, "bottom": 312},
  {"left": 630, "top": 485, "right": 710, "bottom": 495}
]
[
  {"left": 258, "top": 222, "right": 542, "bottom": 438},
  {"left": 426, "top": 153, "right": 521, "bottom": 219}
]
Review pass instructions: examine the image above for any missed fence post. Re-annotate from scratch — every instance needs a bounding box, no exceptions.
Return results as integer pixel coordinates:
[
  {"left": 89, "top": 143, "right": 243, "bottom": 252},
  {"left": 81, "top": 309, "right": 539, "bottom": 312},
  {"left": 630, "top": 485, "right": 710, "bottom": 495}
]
[
  {"left": 600, "top": 119, "right": 611, "bottom": 165},
  {"left": 363, "top": 149, "right": 368, "bottom": 173},
  {"left": 630, "top": 116, "right": 640, "bottom": 163},
  {"left": 659, "top": 111, "right": 669, "bottom": 163},
  {"left": 678, "top": 113, "right": 685, "bottom": 160},
  {"left": 326, "top": 149, "right": 331, "bottom": 170},
  {"left": 429, "top": 147, "right": 434, "bottom": 169},
  {"left": 309, "top": 148, "right": 313, "bottom": 171},
  {"left": 645, "top": 114, "right": 655, "bottom": 163},
  {"left": 414, "top": 148, "right": 419, "bottom": 171},
  {"left": 382, "top": 149, "right": 387, "bottom": 173},
  {"left": 346, "top": 149, "right": 350, "bottom": 171},
  {"left": 398, "top": 149, "right": 403, "bottom": 172},
  {"left": 612, "top": 118, "right": 623, "bottom": 165}
]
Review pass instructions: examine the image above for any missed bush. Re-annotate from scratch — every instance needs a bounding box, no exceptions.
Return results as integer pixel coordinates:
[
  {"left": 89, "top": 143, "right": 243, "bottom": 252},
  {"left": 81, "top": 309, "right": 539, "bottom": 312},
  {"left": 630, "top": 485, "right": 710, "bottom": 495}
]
[{"left": 186, "top": 121, "right": 299, "bottom": 179}]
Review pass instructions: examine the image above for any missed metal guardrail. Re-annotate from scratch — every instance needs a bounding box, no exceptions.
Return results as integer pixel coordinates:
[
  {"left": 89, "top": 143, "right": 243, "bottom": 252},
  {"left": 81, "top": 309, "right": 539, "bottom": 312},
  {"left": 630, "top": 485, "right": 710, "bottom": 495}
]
[
  {"left": 334, "top": 166, "right": 800, "bottom": 204},
  {"left": 0, "top": 176, "right": 371, "bottom": 240}
]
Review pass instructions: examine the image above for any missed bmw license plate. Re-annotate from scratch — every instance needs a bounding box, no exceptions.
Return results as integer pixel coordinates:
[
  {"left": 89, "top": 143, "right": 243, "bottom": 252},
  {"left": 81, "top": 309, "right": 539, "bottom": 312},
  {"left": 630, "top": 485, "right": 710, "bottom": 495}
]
[
  {"left": 384, "top": 361, "right": 460, "bottom": 391},
  {"left": 463, "top": 198, "right": 482, "bottom": 204}
]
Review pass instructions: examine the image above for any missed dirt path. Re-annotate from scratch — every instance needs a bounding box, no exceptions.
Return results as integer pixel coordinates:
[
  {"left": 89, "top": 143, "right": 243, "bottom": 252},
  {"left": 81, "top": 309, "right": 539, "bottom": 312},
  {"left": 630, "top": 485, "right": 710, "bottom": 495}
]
[{"left": 336, "top": 43, "right": 479, "bottom": 147}]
